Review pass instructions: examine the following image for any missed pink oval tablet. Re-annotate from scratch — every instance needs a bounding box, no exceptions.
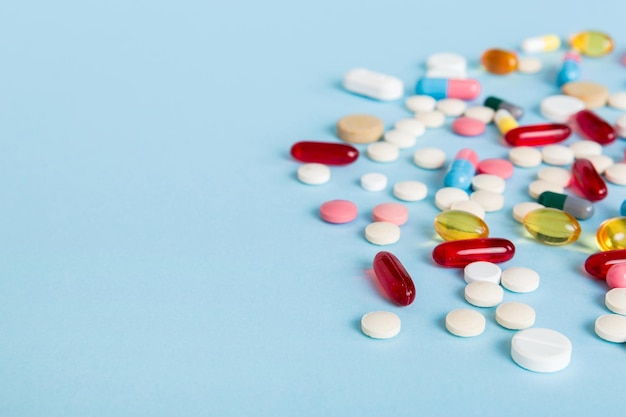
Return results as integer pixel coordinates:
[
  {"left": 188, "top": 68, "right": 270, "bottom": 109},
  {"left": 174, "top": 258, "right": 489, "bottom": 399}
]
[
  {"left": 372, "top": 202, "right": 409, "bottom": 225},
  {"left": 320, "top": 199, "right": 357, "bottom": 224},
  {"left": 452, "top": 116, "right": 486, "bottom": 137},
  {"left": 477, "top": 158, "right": 514, "bottom": 179},
  {"left": 607, "top": 263, "right": 626, "bottom": 289}
]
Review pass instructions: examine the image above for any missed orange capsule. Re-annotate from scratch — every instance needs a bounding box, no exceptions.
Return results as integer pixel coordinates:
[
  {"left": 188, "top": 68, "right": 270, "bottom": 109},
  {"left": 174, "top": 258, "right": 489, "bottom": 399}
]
[{"left": 481, "top": 49, "right": 518, "bottom": 75}]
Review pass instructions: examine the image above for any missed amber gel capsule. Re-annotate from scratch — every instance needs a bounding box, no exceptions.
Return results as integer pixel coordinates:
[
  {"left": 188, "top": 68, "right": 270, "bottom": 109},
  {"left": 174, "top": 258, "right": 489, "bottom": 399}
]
[
  {"left": 504, "top": 123, "right": 571, "bottom": 147},
  {"left": 432, "top": 238, "right": 515, "bottom": 268},
  {"left": 290, "top": 141, "right": 359, "bottom": 165},
  {"left": 571, "top": 110, "right": 617, "bottom": 145},
  {"left": 571, "top": 158, "right": 608, "bottom": 201},
  {"left": 373, "top": 251, "right": 416, "bottom": 306},
  {"left": 585, "top": 249, "right": 626, "bottom": 279},
  {"left": 481, "top": 49, "right": 518, "bottom": 75},
  {"left": 596, "top": 217, "right": 626, "bottom": 251}
]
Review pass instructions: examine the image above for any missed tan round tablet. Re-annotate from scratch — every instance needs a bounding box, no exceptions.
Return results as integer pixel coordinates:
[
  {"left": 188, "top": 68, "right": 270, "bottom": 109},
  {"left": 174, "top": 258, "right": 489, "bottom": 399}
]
[
  {"left": 445, "top": 308, "right": 486, "bottom": 337},
  {"left": 495, "top": 302, "right": 536, "bottom": 330},
  {"left": 561, "top": 81, "right": 609, "bottom": 109},
  {"left": 337, "top": 114, "right": 384, "bottom": 144},
  {"left": 361, "top": 311, "right": 401, "bottom": 339}
]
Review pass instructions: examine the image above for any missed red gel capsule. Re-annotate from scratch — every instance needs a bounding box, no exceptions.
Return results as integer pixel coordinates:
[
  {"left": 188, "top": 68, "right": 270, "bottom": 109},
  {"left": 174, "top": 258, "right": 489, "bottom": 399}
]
[
  {"left": 571, "top": 109, "right": 617, "bottom": 145},
  {"left": 504, "top": 123, "right": 571, "bottom": 146},
  {"left": 432, "top": 238, "right": 515, "bottom": 268},
  {"left": 373, "top": 251, "right": 416, "bottom": 306},
  {"left": 571, "top": 158, "right": 608, "bottom": 201},
  {"left": 290, "top": 141, "right": 359, "bottom": 165},
  {"left": 584, "top": 249, "right": 626, "bottom": 279}
]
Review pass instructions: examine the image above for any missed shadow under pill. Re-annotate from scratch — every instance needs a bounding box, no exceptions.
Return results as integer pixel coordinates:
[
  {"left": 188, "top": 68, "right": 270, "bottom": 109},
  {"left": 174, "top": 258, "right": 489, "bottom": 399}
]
[
  {"left": 584, "top": 319, "right": 598, "bottom": 339},
  {"left": 352, "top": 317, "right": 363, "bottom": 334}
]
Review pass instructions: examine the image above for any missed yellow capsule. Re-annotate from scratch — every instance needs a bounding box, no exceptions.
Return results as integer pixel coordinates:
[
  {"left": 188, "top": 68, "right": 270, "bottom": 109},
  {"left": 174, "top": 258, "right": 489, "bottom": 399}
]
[
  {"left": 569, "top": 31, "right": 614, "bottom": 57},
  {"left": 523, "top": 208, "right": 581, "bottom": 245},
  {"left": 434, "top": 210, "right": 489, "bottom": 241},
  {"left": 494, "top": 109, "right": 518, "bottom": 135},
  {"left": 481, "top": 48, "right": 518, "bottom": 75},
  {"left": 596, "top": 217, "right": 626, "bottom": 251}
]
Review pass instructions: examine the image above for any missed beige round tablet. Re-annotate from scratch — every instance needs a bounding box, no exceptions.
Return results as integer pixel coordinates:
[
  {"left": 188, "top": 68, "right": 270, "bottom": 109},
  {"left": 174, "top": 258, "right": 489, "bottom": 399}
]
[
  {"left": 562, "top": 81, "right": 609, "bottom": 109},
  {"left": 501, "top": 266, "right": 540, "bottom": 293},
  {"left": 512, "top": 202, "right": 544, "bottom": 223},
  {"left": 464, "top": 281, "right": 504, "bottom": 307},
  {"left": 436, "top": 98, "right": 466, "bottom": 117},
  {"left": 469, "top": 190, "right": 504, "bottom": 212},
  {"left": 337, "top": 114, "right": 384, "bottom": 144},
  {"left": 367, "top": 142, "right": 399, "bottom": 162},
  {"left": 608, "top": 91, "right": 626, "bottom": 110},
  {"left": 406, "top": 95, "right": 436, "bottom": 113},
  {"left": 517, "top": 56, "right": 542, "bottom": 74},
  {"left": 604, "top": 163, "right": 626, "bottom": 185},
  {"left": 542, "top": 144, "right": 574, "bottom": 166},
  {"left": 588, "top": 154, "right": 614, "bottom": 174},
  {"left": 394, "top": 118, "right": 426, "bottom": 137},
  {"left": 594, "top": 314, "right": 626, "bottom": 343},
  {"left": 464, "top": 106, "right": 495, "bottom": 124},
  {"left": 384, "top": 129, "right": 416, "bottom": 149},
  {"left": 569, "top": 140, "right": 602, "bottom": 159},
  {"left": 415, "top": 110, "right": 445, "bottom": 128},
  {"left": 413, "top": 147, "right": 446, "bottom": 169},
  {"left": 445, "top": 308, "right": 486, "bottom": 337},
  {"left": 606, "top": 288, "right": 626, "bottom": 315},
  {"left": 365, "top": 221, "right": 400, "bottom": 245},
  {"left": 509, "top": 146, "right": 542, "bottom": 168},
  {"left": 393, "top": 180, "right": 428, "bottom": 201},
  {"left": 297, "top": 163, "right": 331, "bottom": 185},
  {"left": 496, "top": 302, "right": 536, "bottom": 330},
  {"left": 528, "top": 180, "right": 564, "bottom": 199},
  {"left": 435, "top": 187, "right": 469, "bottom": 210},
  {"left": 450, "top": 199, "right": 485, "bottom": 219},
  {"left": 361, "top": 311, "right": 401, "bottom": 339},
  {"left": 537, "top": 167, "right": 571, "bottom": 187}
]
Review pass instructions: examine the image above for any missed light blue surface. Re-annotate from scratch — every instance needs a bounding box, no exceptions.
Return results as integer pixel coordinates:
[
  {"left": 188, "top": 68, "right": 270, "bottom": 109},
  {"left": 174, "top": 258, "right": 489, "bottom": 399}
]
[{"left": 1, "top": 1, "right": 626, "bottom": 416}]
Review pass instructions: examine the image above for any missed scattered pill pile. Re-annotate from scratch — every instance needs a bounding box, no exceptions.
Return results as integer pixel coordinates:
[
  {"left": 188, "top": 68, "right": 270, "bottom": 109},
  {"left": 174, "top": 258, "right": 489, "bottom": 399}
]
[{"left": 289, "top": 30, "right": 626, "bottom": 373}]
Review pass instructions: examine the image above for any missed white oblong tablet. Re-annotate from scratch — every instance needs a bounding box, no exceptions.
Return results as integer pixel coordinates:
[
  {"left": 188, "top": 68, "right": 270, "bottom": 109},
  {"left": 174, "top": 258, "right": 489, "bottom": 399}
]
[
  {"left": 511, "top": 328, "right": 572, "bottom": 372},
  {"left": 616, "top": 113, "right": 626, "bottom": 138},
  {"left": 393, "top": 180, "right": 427, "bottom": 201},
  {"left": 343, "top": 68, "right": 404, "bottom": 101},
  {"left": 445, "top": 308, "right": 486, "bottom": 337},
  {"left": 406, "top": 95, "right": 436, "bottom": 113},
  {"left": 464, "top": 261, "right": 502, "bottom": 284},
  {"left": 415, "top": 110, "right": 445, "bottom": 128},
  {"left": 604, "top": 163, "right": 626, "bottom": 185},
  {"left": 435, "top": 187, "right": 469, "bottom": 211},
  {"left": 569, "top": 140, "right": 602, "bottom": 159},
  {"left": 608, "top": 91, "right": 626, "bottom": 110},
  {"left": 394, "top": 118, "right": 426, "bottom": 137},
  {"left": 450, "top": 199, "right": 485, "bottom": 219},
  {"left": 528, "top": 180, "right": 564, "bottom": 199},
  {"left": 425, "top": 68, "right": 466, "bottom": 79},
  {"left": 297, "top": 163, "right": 331, "bottom": 185},
  {"left": 384, "top": 129, "right": 416, "bottom": 149},
  {"left": 540, "top": 95, "right": 586, "bottom": 123},
  {"left": 513, "top": 202, "right": 544, "bottom": 223},
  {"left": 427, "top": 52, "right": 467, "bottom": 72},
  {"left": 464, "top": 106, "right": 495, "bottom": 124},
  {"left": 470, "top": 190, "right": 504, "bottom": 212},
  {"left": 595, "top": 314, "right": 626, "bottom": 343},
  {"left": 496, "top": 302, "right": 536, "bottom": 330},
  {"left": 587, "top": 154, "right": 614, "bottom": 174},
  {"left": 537, "top": 167, "right": 571, "bottom": 187},
  {"left": 517, "top": 56, "right": 542, "bottom": 74},
  {"left": 436, "top": 98, "right": 467, "bottom": 117},
  {"left": 464, "top": 281, "right": 504, "bottom": 307},
  {"left": 361, "top": 172, "right": 388, "bottom": 191},
  {"left": 365, "top": 221, "right": 400, "bottom": 245},
  {"left": 542, "top": 144, "right": 574, "bottom": 166},
  {"left": 361, "top": 311, "right": 401, "bottom": 339},
  {"left": 509, "top": 146, "right": 542, "bottom": 168},
  {"left": 471, "top": 174, "right": 506, "bottom": 193},
  {"left": 413, "top": 147, "right": 446, "bottom": 169},
  {"left": 501, "top": 266, "right": 540, "bottom": 293},
  {"left": 606, "top": 288, "right": 626, "bottom": 315},
  {"left": 367, "top": 142, "right": 399, "bottom": 162}
]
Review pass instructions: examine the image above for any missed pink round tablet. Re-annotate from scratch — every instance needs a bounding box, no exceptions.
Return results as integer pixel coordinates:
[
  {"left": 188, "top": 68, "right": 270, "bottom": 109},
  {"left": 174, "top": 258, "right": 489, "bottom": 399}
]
[
  {"left": 452, "top": 116, "right": 486, "bottom": 137},
  {"left": 320, "top": 199, "right": 357, "bottom": 224},
  {"left": 372, "top": 202, "right": 409, "bottom": 225},
  {"left": 607, "top": 263, "right": 626, "bottom": 289},
  {"left": 477, "top": 158, "right": 514, "bottom": 179}
]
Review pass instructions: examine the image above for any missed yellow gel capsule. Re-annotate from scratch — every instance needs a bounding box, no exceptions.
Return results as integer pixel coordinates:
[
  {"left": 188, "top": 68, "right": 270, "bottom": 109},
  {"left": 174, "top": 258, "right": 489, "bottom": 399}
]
[
  {"left": 596, "top": 217, "right": 626, "bottom": 251},
  {"left": 569, "top": 31, "right": 614, "bottom": 57},
  {"left": 434, "top": 210, "right": 489, "bottom": 241},
  {"left": 523, "top": 208, "right": 581, "bottom": 245}
]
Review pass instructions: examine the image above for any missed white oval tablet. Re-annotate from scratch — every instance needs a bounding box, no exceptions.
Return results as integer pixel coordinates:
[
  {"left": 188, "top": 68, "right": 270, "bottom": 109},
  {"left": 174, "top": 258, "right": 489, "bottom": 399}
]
[
  {"left": 427, "top": 52, "right": 467, "bottom": 72},
  {"left": 542, "top": 144, "right": 574, "bottom": 166},
  {"left": 415, "top": 110, "right": 445, "bottom": 128},
  {"left": 501, "top": 266, "right": 540, "bottom": 293},
  {"left": 509, "top": 146, "right": 542, "bottom": 168},
  {"left": 569, "top": 140, "right": 602, "bottom": 159},
  {"left": 393, "top": 180, "right": 428, "bottom": 201},
  {"left": 394, "top": 118, "right": 426, "bottom": 137},
  {"left": 594, "top": 314, "right": 626, "bottom": 343},
  {"left": 537, "top": 166, "right": 571, "bottom": 187},
  {"left": 297, "top": 163, "right": 331, "bottom": 185},
  {"left": 608, "top": 91, "right": 626, "bottom": 110},
  {"left": 517, "top": 56, "right": 542, "bottom": 74},
  {"left": 413, "top": 147, "right": 446, "bottom": 169},
  {"left": 511, "top": 328, "right": 572, "bottom": 372},
  {"left": 365, "top": 221, "right": 400, "bottom": 245},
  {"left": 445, "top": 308, "right": 486, "bottom": 337},
  {"left": 367, "top": 142, "right": 399, "bottom": 162},
  {"left": 528, "top": 180, "right": 564, "bottom": 199},
  {"left": 464, "top": 261, "right": 502, "bottom": 284},
  {"left": 540, "top": 95, "right": 586, "bottom": 123},
  {"left": 464, "top": 106, "right": 495, "bottom": 124},
  {"left": 604, "top": 162, "right": 626, "bottom": 185},
  {"left": 450, "top": 199, "right": 486, "bottom": 219},
  {"left": 464, "top": 281, "right": 504, "bottom": 307},
  {"left": 496, "top": 302, "right": 536, "bottom": 330},
  {"left": 361, "top": 172, "right": 388, "bottom": 191},
  {"left": 606, "top": 288, "right": 626, "bottom": 315},
  {"left": 616, "top": 113, "right": 626, "bottom": 138},
  {"left": 471, "top": 174, "right": 506, "bottom": 193},
  {"left": 384, "top": 129, "right": 416, "bottom": 149},
  {"left": 512, "top": 202, "right": 544, "bottom": 223},
  {"left": 435, "top": 187, "right": 469, "bottom": 211},
  {"left": 361, "top": 311, "right": 401, "bottom": 339},
  {"left": 470, "top": 190, "right": 504, "bottom": 212},
  {"left": 343, "top": 68, "right": 404, "bottom": 101},
  {"left": 436, "top": 98, "right": 467, "bottom": 117},
  {"left": 405, "top": 95, "right": 436, "bottom": 113},
  {"left": 587, "top": 154, "right": 614, "bottom": 174}
]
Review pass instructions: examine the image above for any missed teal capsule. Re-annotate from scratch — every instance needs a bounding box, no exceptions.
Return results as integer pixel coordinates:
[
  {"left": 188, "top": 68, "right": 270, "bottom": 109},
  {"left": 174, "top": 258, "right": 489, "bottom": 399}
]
[{"left": 538, "top": 191, "right": 594, "bottom": 220}]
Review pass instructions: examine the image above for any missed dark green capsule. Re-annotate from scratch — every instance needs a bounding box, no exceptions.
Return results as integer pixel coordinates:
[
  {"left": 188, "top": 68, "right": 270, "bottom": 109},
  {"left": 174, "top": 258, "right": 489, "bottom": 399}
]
[
  {"left": 537, "top": 191, "right": 594, "bottom": 220},
  {"left": 484, "top": 96, "right": 524, "bottom": 120}
]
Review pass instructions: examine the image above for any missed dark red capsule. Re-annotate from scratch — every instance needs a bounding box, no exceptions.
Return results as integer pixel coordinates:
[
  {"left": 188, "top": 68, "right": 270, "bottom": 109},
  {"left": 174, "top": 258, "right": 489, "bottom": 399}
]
[
  {"left": 290, "top": 141, "right": 359, "bottom": 165},
  {"left": 585, "top": 249, "right": 626, "bottom": 279},
  {"left": 373, "top": 251, "right": 416, "bottom": 306},
  {"left": 432, "top": 238, "right": 515, "bottom": 268},
  {"left": 571, "top": 109, "right": 617, "bottom": 145},
  {"left": 571, "top": 158, "right": 608, "bottom": 201},
  {"left": 504, "top": 123, "right": 571, "bottom": 146}
]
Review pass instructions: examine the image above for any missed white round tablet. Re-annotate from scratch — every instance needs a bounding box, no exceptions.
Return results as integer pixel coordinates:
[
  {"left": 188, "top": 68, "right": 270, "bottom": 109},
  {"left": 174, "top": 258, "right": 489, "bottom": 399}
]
[
  {"left": 436, "top": 98, "right": 467, "bottom": 117},
  {"left": 464, "top": 106, "right": 495, "bottom": 124},
  {"left": 542, "top": 144, "right": 574, "bottom": 166},
  {"left": 470, "top": 190, "right": 504, "bottom": 212},
  {"left": 512, "top": 202, "right": 544, "bottom": 223},
  {"left": 608, "top": 91, "right": 626, "bottom": 110},
  {"left": 405, "top": 95, "right": 436, "bottom": 113},
  {"left": 415, "top": 110, "right": 445, "bottom": 128},
  {"left": 297, "top": 163, "right": 331, "bottom": 185},
  {"left": 365, "top": 221, "right": 400, "bottom": 245},
  {"left": 511, "top": 328, "right": 572, "bottom": 372},
  {"left": 537, "top": 166, "right": 571, "bottom": 187},
  {"left": 394, "top": 118, "right": 426, "bottom": 137},
  {"left": 616, "top": 113, "right": 626, "bottom": 138},
  {"left": 528, "top": 180, "right": 564, "bottom": 199},
  {"left": 569, "top": 140, "right": 602, "bottom": 159},
  {"left": 425, "top": 68, "right": 466, "bottom": 79},
  {"left": 427, "top": 52, "right": 467, "bottom": 72},
  {"left": 517, "top": 56, "right": 542, "bottom": 74},
  {"left": 361, "top": 311, "right": 401, "bottom": 339},
  {"left": 450, "top": 199, "right": 486, "bottom": 219},
  {"left": 367, "top": 141, "right": 399, "bottom": 162},
  {"left": 501, "top": 266, "right": 540, "bottom": 293},
  {"left": 393, "top": 180, "right": 428, "bottom": 201},
  {"left": 384, "top": 129, "right": 416, "bottom": 149},
  {"left": 509, "top": 146, "right": 542, "bottom": 168},
  {"left": 413, "top": 147, "right": 446, "bottom": 169},
  {"left": 496, "top": 302, "right": 536, "bottom": 330},
  {"left": 361, "top": 172, "right": 388, "bottom": 191},
  {"left": 445, "top": 308, "right": 486, "bottom": 337},
  {"left": 464, "top": 281, "right": 504, "bottom": 307},
  {"left": 540, "top": 95, "right": 586, "bottom": 123},
  {"left": 587, "top": 154, "right": 614, "bottom": 174},
  {"left": 594, "top": 314, "right": 626, "bottom": 343},
  {"left": 435, "top": 187, "right": 469, "bottom": 210},
  {"left": 471, "top": 174, "right": 506, "bottom": 193},
  {"left": 606, "top": 288, "right": 626, "bottom": 315},
  {"left": 604, "top": 162, "right": 626, "bottom": 185},
  {"left": 464, "top": 261, "right": 502, "bottom": 284}
]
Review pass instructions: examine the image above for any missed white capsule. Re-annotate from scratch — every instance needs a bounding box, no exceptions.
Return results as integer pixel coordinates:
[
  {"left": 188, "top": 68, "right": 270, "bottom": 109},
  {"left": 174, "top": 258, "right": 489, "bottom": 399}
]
[{"left": 343, "top": 68, "right": 404, "bottom": 101}]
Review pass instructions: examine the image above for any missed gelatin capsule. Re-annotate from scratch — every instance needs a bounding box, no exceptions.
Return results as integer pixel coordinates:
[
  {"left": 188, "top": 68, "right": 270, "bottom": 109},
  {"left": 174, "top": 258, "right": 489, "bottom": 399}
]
[
  {"left": 585, "top": 249, "right": 626, "bottom": 279},
  {"left": 537, "top": 191, "right": 594, "bottom": 220},
  {"left": 596, "top": 217, "right": 626, "bottom": 251},
  {"left": 571, "top": 110, "right": 617, "bottom": 145},
  {"left": 432, "top": 238, "right": 515, "bottom": 268},
  {"left": 556, "top": 51, "right": 581, "bottom": 87},
  {"left": 521, "top": 34, "right": 561, "bottom": 53},
  {"left": 415, "top": 77, "right": 481, "bottom": 100},
  {"left": 373, "top": 251, "right": 416, "bottom": 306},
  {"left": 443, "top": 148, "right": 478, "bottom": 190},
  {"left": 481, "top": 48, "right": 518, "bottom": 75},
  {"left": 494, "top": 109, "right": 518, "bottom": 135},
  {"left": 484, "top": 96, "right": 524, "bottom": 120},
  {"left": 434, "top": 210, "right": 489, "bottom": 241},
  {"left": 571, "top": 158, "right": 608, "bottom": 201},
  {"left": 569, "top": 30, "right": 614, "bottom": 57},
  {"left": 504, "top": 123, "right": 571, "bottom": 147},
  {"left": 290, "top": 141, "right": 359, "bottom": 165},
  {"left": 523, "top": 208, "right": 581, "bottom": 245}
]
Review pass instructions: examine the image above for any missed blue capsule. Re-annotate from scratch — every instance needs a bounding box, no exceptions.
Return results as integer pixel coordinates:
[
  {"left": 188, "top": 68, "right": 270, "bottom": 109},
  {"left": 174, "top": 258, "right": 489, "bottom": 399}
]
[{"left": 556, "top": 51, "right": 580, "bottom": 87}]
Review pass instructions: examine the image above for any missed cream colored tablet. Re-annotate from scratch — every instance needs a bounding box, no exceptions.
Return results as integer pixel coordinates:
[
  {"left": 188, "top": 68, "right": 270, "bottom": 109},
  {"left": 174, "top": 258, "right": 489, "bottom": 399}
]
[
  {"left": 606, "top": 288, "right": 626, "bottom": 315},
  {"left": 537, "top": 167, "right": 571, "bottom": 187},
  {"left": 496, "top": 302, "right": 536, "bottom": 330},
  {"left": 608, "top": 91, "right": 626, "bottom": 110},
  {"left": 595, "top": 314, "right": 626, "bottom": 343},
  {"left": 435, "top": 187, "right": 469, "bottom": 210},
  {"left": 297, "top": 163, "right": 331, "bottom": 185},
  {"left": 361, "top": 311, "right": 401, "bottom": 339},
  {"left": 384, "top": 129, "right": 416, "bottom": 149},
  {"left": 587, "top": 154, "right": 614, "bottom": 174},
  {"left": 470, "top": 190, "right": 504, "bottom": 212},
  {"left": 542, "top": 144, "right": 574, "bottom": 166},
  {"left": 464, "top": 261, "right": 502, "bottom": 284},
  {"left": 501, "top": 266, "right": 540, "bottom": 293},
  {"left": 471, "top": 174, "right": 506, "bottom": 193},
  {"left": 393, "top": 180, "right": 428, "bottom": 201},
  {"left": 413, "top": 147, "right": 446, "bottom": 169},
  {"left": 528, "top": 180, "right": 564, "bottom": 199},
  {"left": 415, "top": 110, "right": 445, "bottom": 128},
  {"left": 450, "top": 199, "right": 486, "bottom": 219},
  {"left": 512, "top": 202, "right": 544, "bottom": 223},
  {"left": 394, "top": 118, "right": 426, "bottom": 137},
  {"left": 445, "top": 308, "right": 486, "bottom": 337},
  {"left": 569, "top": 140, "right": 602, "bottom": 159},
  {"left": 509, "top": 146, "right": 542, "bottom": 168},
  {"left": 437, "top": 98, "right": 467, "bottom": 117},
  {"left": 464, "top": 106, "right": 495, "bottom": 124},
  {"left": 405, "top": 95, "right": 436, "bottom": 113},
  {"left": 604, "top": 163, "right": 626, "bottom": 185},
  {"left": 517, "top": 56, "right": 542, "bottom": 74},
  {"left": 464, "top": 281, "right": 504, "bottom": 307},
  {"left": 367, "top": 142, "right": 399, "bottom": 162},
  {"left": 365, "top": 222, "right": 400, "bottom": 245}
]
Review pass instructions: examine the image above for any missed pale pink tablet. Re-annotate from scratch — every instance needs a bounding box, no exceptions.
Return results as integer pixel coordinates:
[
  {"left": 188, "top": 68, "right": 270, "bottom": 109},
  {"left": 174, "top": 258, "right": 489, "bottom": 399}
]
[
  {"left": 320, "top": 199, "right": 358, "bottom": 224},
  {"left": 372, "top": 202, "right": 409, "bottom": 225},
  {"left": 452, "top": 116, "right": 486, "bottom": 137},
  {"left": 477, "top": 158, "right": 514, "bottom": 179},
  {"left": 607, "top": 263, "right": 626, "bottom": 289}
]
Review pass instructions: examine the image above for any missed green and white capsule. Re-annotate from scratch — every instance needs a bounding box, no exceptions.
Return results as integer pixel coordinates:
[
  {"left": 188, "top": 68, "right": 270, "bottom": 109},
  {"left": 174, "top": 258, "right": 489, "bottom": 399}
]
[{"left": 537, "top": 191, "right": 594, "bottom": 220}]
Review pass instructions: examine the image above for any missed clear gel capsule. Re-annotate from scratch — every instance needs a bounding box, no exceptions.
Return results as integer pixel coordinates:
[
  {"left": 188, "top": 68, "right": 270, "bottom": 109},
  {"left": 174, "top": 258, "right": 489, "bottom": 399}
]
[
  {"left": 432, "top": 238, "right": 516, "bottom": 268},
  {"left": 596, "top": 217, "right": 626, "bottom": 251},
  {"left": 373, "top": 251, "right": 416, "bottom": 306},
  {"left": 521, "top": 34, "right": 561, "bottom": 53},
  {"left": 481, "top": 48, "right": 518, "bottom": 75},
  {"left": 585, "top": 249, "right": 626, "bottom": 279},
  {"left": 557, "top": 51, "right": 581, "bottom": 87},
  {"left": 484, "top": 96, "right": 524, "bottom": 120},
  {"left": 571, "top": 110, "right": 617, "bottom": 145},
  {"left": 569, "top": 30, "right": 614, "bottom": 57},
  {"left": 504, "top": 123, "right": 571, "bottom": 147},
  {"left": 434, "top": 210, "right": 489, "bottom": 241},
  {"left": 443, "top": 148, "right": 478, "bottom": 190},
  {"left": 494, "top": 109, "right": 518, "bottom": 135},
  {"left": 415, "top": 77, "right": 481, "bottom": 100},
  {"left": 537, "top": 191, "right": 594, "bottom": 220},
  {"left": 290, "top": 141, "right": 359, "bottom": 165},
  {"left": 571, "top": 158, "right": 608, "bottom": 201},
  {"left": 523, "top": 208, "right": 581, "bottom": 245}
]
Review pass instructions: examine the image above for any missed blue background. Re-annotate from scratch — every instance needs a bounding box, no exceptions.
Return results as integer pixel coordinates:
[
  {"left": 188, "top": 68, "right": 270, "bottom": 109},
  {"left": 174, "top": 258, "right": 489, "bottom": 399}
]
[{"left": 1, "top": 1, "right": 626, "bottom": 416}]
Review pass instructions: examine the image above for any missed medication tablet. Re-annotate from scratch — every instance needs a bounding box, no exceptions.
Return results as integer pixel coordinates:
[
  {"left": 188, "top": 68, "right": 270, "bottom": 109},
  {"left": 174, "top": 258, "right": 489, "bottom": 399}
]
[
  {"left": 607, "top": 263, "right": 626, "bottom": 289},
  {"left": 541, "top": 144, "right": 574, "bottom": 166},
  {"left": 594, "top": 314, "right": 626, "bottom": 343},
  {"left": 384, "top": 129, "right": 416, "bottom": 149},
  {"left": 537, "top": 167, "right": 571, "bottom": 187},
  {"left": 405, "top": 95, "right": 436, "bottom": 113},
  {"left": 450, "top": 199, "right": 485, "bottom": 219},
  {"left": 495, "top": 302, "right": 536, "bottom": 330},
  {"left": 513, "top": 202, "right": 544, "bottom": 223},
  {"left": 464, "top": 261, "right": 502, "bottom": 284},
  {"left": 464, "top": 281, "right": 504, "bottom": 307},
  {"left": 445, "top": 308, "right": 486, "bottom": 337},
  {"left": 615, "top": 113, "right": 626, "bottom": 138},
  {"left": 435, "top": 187, "right": 469, "bottom": 210},
  {"left": 472, "top": 174, "right": 505, "bottom": 193},
  {"left": 393, "top": 180, "right": 427, "bottom": 201},
  {"left": 517, "top": 56, "right": 542, "bottom": 74},
  {"left": 361, "top": 172, "right": 388, "bottom": 192},
  {"left": 511, "top": 328, "right": 572, "bottom": 372},
  {"left": 320, "top": 200, "right": 358, "bottom": 224},
  {"left": 337, "top": 114, "right": 384, "bottom": 144},
  {"left": 509, "top": 146, "right": 542, "bottom": 168},
  {"left": 361, "top": 311, "right": 401, "bottom": 339},
  {"left": 425, "top": 68, "right": 466, "bottom": 79},
  {"left": 477, "top": 158, "right": 514, "bottom": 179},
  {"left": 501, "top": 266, "right": 540, "bottom": 293},
  {"left": 521, "top": 34, "right": 561, "bottom": 53},
  {"left": 464, "top": 106, "right": 495, "bottom": 124},
  {"left": 437, "top": 98, "right": 467, "bottom": 117},
  {"left": 343, "top": 68, "right": 404, "bottom": 101},
  {"left": 394, "top": 118, "right": 425, "bottom": 137},
  {"left": 540, "top": 95, "right": 586, "bottom": 123},
  {"left": 415, "top": 110, "right": 445, "bottom": 128},
  {"left": 365, "top": 221, "right": 401, "bottom": 245},
  {"left": 367, "top": 142, "right": 399, "bottom": 162},
  {"left": 528, "top": 180, "right": 564, "bottom": 199},
  {"left": 451, "top": 116, "right": 486, "bottom": 136},
  {"left": 427, "top": 52, "right": 467, "bottom": 72},
  {"left": 569, "top": 140, "right": 602, "bottom": 159},
  {"left": 413, "top": 147, "right": 446, "bottom": 169},
  {"left": 372, "top": 202, "right": 409, "bottom": 226},
  {"left": 470, "top": 190, "right": 504, "bottom": 212},
  {"left": 587, "top": 154, "right": 613, "bottom": 174},
  {"left": 562, "top": 81, "right": 609, "bottom": 109},
  {"left": 605, "top": 288, "right": 626, "bottom": 315},
  {"left": 608, "top": 91, "right": 626, "bottom": 110},
  {"left": 604, "top": 163, "right": 626, "bottom": 185},
  {"left": 297, "top": 163, "right": 331, "bottom": 185}
]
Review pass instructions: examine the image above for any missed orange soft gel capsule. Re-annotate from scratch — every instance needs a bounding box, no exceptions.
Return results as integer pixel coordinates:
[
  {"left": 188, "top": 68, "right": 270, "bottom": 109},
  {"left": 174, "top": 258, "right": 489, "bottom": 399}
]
[{"left": 481, "top": 48, "right": 518, "bottom": 75}]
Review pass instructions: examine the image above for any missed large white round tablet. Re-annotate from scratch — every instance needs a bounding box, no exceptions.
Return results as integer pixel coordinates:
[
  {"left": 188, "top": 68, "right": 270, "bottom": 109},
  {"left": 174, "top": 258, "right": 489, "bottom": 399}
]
[
  {"left": 471, "top": 174, "right": 505, "bottom": 193},
  {"left": 537, "top": 166, "right": 571, "bottom": 187},
  {"left": 509, "top": 146, "right": 542, "bottom": 168},
  {"left": 445, "top": 308, "right": 486, "bottom": 337},
  {"left": 604, "top": 163, "right": 626, "bottom": 185},
  {"left": 365, "top": 221, "right": 400, "bottom": 245},
  {"left": 616, "top": 113, "right": 626, "bottom": 138},
  {"left": 511, "top": 328, "right": 572, "bottom": 372},
  {"left": 540, "top": 95, "right": 586, "bottom": 123},
  {"left": 517, "top": 56, "right": 542, "bottom": 74},
  {"left": 450, "top": 199, "right": 486, "bottom": 219},
  {"left": 464, "top": 106, "right": 495, "bottom": 124},
  {"left": 394, "top": 118, "right": 426, "bottom": 137},
  {"left": 501, "top": 266, "right": 540, "bottom": 293},
  {"left": 594, "top": 314, "right": 626, "bottom": 343},
  {"left": 427, "top": 52, "right": 467, "bottom": 72},
  {"left": 361, "top": 172, "right": 388, "bottom": 191},
  {"left": 542, "top": 144, "right": 574, "bottom": 166},
  {"left": 587, "top": 154, "right": 614, "bottom": 174},
  {"left": 361, "top": 311, "right": 401, "bottom": 339},
  {"left": 393, "top": 180, "right": 428, "bottom": 201},
  {"left": 435, "top": 187, "right": 469, "bottom": 210},
  {"left": 606, "top": 288, "right": 626, "bottom": 315},
  {"left": 415, "top": 110, "right": 445, "bottom": 128},
  {"left": 569, "top": 140, "right": 602, "bottom": 159},
  {"left": 297, "top": 163, "right": 331, "bottom": 185},
  {"left": 470, "top": 190, "right": 504, "bottom": 212},
  {"left": 367, "top": 142, "right": 399, "bottom": 162},
  {"left": 413, "top": 147, "right": 446, "bottom": 169},
  {"left": 496, "top": 302, "right": 536, "bottom": 330},
  {"left": 384, "top": 129, "right": 416, "bottom": 149},
  {"left": 528, "top": 180, "right": 564, "bottom": 199},
  {"left": 512, "top": 202, "right": 544, "bottom": 223},
  {"left": 406, "top": 95, "right": 436, "bottom": 113},
  {"left": 436, "top": 98, "right": 466, "bottom": 117},
  {"left": 464, "top": 261, "right": 502, "bottom": 284},
  {"left": 464, "top": 281, "right": 504, "bottom": 307},
  {"left": 608, "top": 91, "right": 626, "bottom": 110}
]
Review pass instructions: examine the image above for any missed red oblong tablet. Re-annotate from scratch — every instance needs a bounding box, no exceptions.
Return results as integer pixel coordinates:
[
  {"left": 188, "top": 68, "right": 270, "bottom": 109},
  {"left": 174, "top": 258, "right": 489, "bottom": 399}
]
[
  {"left": 291, "top": 141, "right": 359, "bottom": 165},
  {"left": 504, "top": 124, "right": 571, "bottom": 146},
  {"left": 584, "top": 249, "right": 626, "bottom": 279},
  {"left": 373, "top": 251, "right": 416, "bottom": 306},
  {"left": 432, "top": 238, "right": 515, "bottom": 268}
]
